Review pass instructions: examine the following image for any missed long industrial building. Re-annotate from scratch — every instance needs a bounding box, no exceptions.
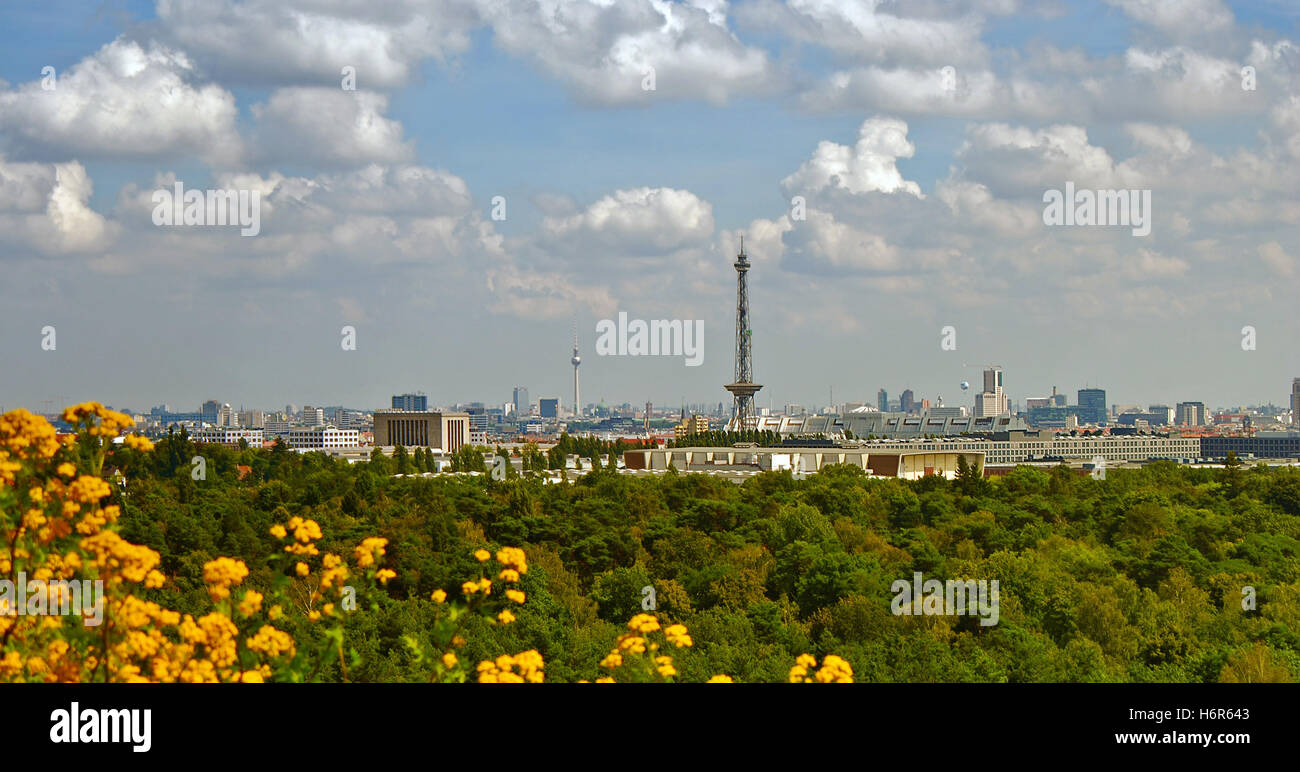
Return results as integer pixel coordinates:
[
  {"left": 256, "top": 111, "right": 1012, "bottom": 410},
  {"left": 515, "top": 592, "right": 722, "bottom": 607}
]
[
  {"left": 754, "top": 410, "right": 1029, "bottom": 440},
  {"left": 623, "top": 445, "right": 984, "bottom": 480}
]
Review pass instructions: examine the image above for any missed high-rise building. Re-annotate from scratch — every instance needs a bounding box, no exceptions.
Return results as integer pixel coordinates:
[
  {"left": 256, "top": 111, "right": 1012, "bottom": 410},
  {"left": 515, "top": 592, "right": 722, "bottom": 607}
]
[
  {"left": 724, "top": 239, "right": 761, "bottom": 431},
  {"left": 201, "top": 400, "right": 221, "bottom": 424},
  {"left": 301, "top": 406, "right": 325, "bottom": 427},
  {"left": 512, "top": 387, "right": 530, "bottom": 417},
  {"left": 1292, "top": 378, "right": 1300, "bottom": 425},
  {"left": 975, "top": 367, "right": 1009, "bottom": 418},
  {"left": 540, "top": 398, "right": 559, "bottom": 419},
  {"left": 392, "top": 393, "right": 428, "bottom": 412},
  {"left": 217, "top": 403, "right": 237, "bottom": 427},
  {"left": 1077, "top": 388, "right": 1107, "bottom": 425},
  {"left": 899, "top": 390, "right": 915, "bottom": 414},
  {"left": 1175, "top": 401, "right": 1206, "bottom": 427},
  {"left": 877, "top": 389, "right": 889, "bottom": 412}
]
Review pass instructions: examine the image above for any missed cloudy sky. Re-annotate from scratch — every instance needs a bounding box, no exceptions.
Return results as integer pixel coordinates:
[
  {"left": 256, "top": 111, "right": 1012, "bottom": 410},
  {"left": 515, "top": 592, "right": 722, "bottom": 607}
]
[{"left": 1, "top": 0, "right": 1298, "bottom": 416}]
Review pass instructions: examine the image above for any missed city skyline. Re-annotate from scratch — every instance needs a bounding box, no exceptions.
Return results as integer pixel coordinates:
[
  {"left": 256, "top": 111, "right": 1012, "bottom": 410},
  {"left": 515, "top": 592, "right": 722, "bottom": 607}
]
[{"left": 2, "top": 1, "right": 1299, "bottom": 412}]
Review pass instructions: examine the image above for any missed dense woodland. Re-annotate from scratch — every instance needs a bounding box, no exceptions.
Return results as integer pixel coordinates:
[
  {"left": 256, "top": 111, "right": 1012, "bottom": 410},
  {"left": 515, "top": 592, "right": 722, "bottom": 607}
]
[{"left": 106, "top": 432, "right": 1300, "bottom": 682}]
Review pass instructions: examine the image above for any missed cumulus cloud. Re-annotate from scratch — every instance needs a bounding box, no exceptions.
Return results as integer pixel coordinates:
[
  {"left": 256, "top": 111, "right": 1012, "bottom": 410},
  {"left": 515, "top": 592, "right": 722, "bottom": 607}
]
[
  {"left": 0, "top": 158, "right": 113, "bottom": 254},
  {"left": 781, "top": 117, "right": 924, "bottom": 198},
  {"left": 152, "top": 0, "right": 480, "bottom": 88},
  {"left": 250, "top": 89, "right": 415, "bottom": 167},
  {"left": 540, "top": 187, "right": 715, "bottom": 254},
  {"left": 478, "top": 0, "right": 776, "bottom": 104},
  {"left": 0, "top": 38, "right": 242, "bottom": 164}
]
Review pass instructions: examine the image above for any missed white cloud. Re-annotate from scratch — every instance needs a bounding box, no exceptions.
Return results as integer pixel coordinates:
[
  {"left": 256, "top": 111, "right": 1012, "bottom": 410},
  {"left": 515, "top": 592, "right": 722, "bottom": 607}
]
[
  {"left": 0, "top": 38, "right": 242, "bottom": 164},
  {"left": 782, "top": 118, "right": 924, "bottom": 197},
  {"left": 0, "top": 158, "right": 113, "bottom": 254},
  {"left": 541, "top": 187, "right": 715, "bottom": 253},
  {"left": 250, "top": 89, "right": 415, "bottom": 167}
]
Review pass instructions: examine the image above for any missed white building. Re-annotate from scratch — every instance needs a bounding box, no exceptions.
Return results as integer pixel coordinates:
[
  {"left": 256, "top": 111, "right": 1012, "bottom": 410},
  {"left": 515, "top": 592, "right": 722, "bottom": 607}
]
[
  {"left": 286, "top": 426, "right": 360, "bottom": 449},
  {"left": 192, "top": 428, "right": 264, "bottom": 446}
]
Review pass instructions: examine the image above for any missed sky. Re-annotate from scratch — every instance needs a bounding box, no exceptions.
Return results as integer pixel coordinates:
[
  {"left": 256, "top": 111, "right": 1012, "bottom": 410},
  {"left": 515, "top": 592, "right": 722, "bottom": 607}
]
[{"left": 1, "top": 0, "right": 1298, "bottom": 416}]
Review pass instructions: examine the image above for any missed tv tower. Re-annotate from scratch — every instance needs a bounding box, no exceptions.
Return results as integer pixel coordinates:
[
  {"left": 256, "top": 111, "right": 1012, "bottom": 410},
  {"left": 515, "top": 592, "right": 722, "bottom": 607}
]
[
  {"left": 571, "top": 323, "right": 582, "bottom": 419},
  {"left": 725, "top": 237, "right": 761, "bottom": 431}
]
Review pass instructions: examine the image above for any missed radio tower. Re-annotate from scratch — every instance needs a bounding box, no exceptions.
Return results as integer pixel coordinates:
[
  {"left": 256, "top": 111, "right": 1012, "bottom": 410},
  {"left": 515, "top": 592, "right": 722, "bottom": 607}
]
[
  {"left": 725, "top": 238, "right": 761, "bottom": 431},
  {"left": 571, "top": 323, "right": 582, "bottom": 419}
]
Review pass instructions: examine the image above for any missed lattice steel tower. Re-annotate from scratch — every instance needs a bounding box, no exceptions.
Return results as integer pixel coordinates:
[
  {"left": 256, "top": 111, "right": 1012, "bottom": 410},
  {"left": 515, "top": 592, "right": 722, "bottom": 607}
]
[{"left": 725, "top": 238, "right": 762, "bottom": 431}]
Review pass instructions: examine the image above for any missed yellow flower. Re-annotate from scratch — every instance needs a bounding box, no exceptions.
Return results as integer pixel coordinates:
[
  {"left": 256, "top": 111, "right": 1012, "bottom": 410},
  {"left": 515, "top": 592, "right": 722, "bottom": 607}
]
[
  {"left": 707, "top": 674, "right": 734, "bottom": 683},
  {"left": 237, "top": 590, "right": 263, "bottom": 616},
  {"left": 269, "top": 524, "right": 287, "bottom": 539},
  {"left": 495, "top": 547, "right": 528, "bottom": 574},
  {"left": 628, "top": 613, "right": 660, "bottom": 634},
  {"left": 506, "top": 589, "right": 525, "bottom": 604},
  {"left": 497, "top": 609, "right": 516, "bottom": 624},
  {"left": 442, "top": 652, "right": 457, "bottom": 669},
  {"left": 431, "top": 589, "right": 447, "bottom": 603},
  {"left": 201, "top": 557, "right": 249, "bottom": 601},
  {"left": 295, "top": 562, "right": 310, "bottom": 577},
  {"left": 375, "top": 569, "right": 396, "bottom": 585},
  {"left": 461, "top": 581, "right": 479, "bottom": 595},
  {"left": 56, "top": 462, "right": 77, "bottom": 478},
  {"left": 474, "top": 549, "right": 491, "bottom": 562},
  {"left": 499, "top": 569, "right": 520, "bottom": 582}
]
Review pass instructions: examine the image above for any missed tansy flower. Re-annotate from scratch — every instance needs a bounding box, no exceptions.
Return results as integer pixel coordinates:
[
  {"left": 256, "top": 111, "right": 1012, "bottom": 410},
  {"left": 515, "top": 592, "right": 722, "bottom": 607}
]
[
  {"left": 295, "top": 562, "right": 310, "bottom": 577},
  {"left": 506, "top": 589, "right": 525, "bottom": 604},
  {"left": 474, "top": 549, "right": 491, "bottom": 562},
  {"left": 269, "top": 524, "right": 287, "bottom": 539},
  {"left": 497, "top": 609, "right": 516, "bottom": 624},
  {"left": 375, "top": 569, "right": 396, "bottom": 585},
  {"left": 442, "top": 652, "right": 457, "bottom": 669},
  {"left": 431, "top": 589, "right": 447, "bottom": 603},
  {"left": 707, "top": 674, "right": 734, "bottom": 683}
]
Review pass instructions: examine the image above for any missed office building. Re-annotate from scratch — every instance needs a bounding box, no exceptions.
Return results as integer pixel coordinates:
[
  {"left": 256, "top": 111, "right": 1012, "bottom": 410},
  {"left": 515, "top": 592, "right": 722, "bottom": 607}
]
[
  {"left": 1077, "top": 388, "right": 1107, "bottom": 425},
  {"left": 201, "top": 400, "right": 221, "bottom": 425},
  {"left": 1292, "top": 379, "right": 1299, "bottom": 425},
  {"left": 191, "top": 428, "right": 264, "bottom": 446},
  {"left": 392, "top": 393, "right": 428, "bottom": 412},
  {"left": 513, "top": 387, "right": 530, "bottom": 417},
  {"left": 373, "top": 410, "right": 469, "bottom": 453},
  {"left": 301, "top": 406, "right": 325, "bottom": 427},
  {"left": 877, "top": 389, "right": 889, "bottom": 412},
  {"left": 540, "top": 398, "right": 559, "bottom": 419},
  {"left": 975, "top": 367, "right": 1009, "bottom": 418},
  {"left": 1203, "top": 433, "right": 1300, "bottom": 460},
  {"left": 286, "top": 426, "right": 360, "bottom": 450},
  {"left": 900, "top": 390, "right": 915, "bottom": 414},
  {"left": 1175, "top": 401, "right": 1206, "bottom": 427}
]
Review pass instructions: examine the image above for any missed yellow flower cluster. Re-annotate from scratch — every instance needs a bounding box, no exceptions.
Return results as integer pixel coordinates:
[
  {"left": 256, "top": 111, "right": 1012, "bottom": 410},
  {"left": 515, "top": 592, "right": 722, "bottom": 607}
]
[
  {"left": 202, "top": 557, "right": 249, "bottom": 601},
  {"left": 281, "top": 516, "right": 323, "bottom": 556},
  {"left": 496, "top": 547, "right": 527, "bottom": 575},
  {"left": 597, "top": 616, "right": 693, "bottom": 682},
  {"left": 789, "top": 653, "right": 854, "bottom": 683},
  {"left": 477, "top": 650, "right": 545, "bottom": 683},
  {"left": 354, "top": 537, "right": 388, "bottom": 568},
  {"left": 62, "top": 403, "right": 133, "bottom": 437}
]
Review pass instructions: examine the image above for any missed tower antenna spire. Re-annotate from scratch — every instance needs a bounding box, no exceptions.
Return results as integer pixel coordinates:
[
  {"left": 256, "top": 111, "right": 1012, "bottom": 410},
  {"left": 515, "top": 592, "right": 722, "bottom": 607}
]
[{"left": 724, "top": 238, "right": 761, "bottom": 431}]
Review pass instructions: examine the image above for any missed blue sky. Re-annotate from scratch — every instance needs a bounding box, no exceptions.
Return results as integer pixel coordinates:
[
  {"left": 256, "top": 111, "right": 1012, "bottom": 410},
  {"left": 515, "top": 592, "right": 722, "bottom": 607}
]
[{"left": 1, "top": 0, "right": 1298, "bottom": 417}]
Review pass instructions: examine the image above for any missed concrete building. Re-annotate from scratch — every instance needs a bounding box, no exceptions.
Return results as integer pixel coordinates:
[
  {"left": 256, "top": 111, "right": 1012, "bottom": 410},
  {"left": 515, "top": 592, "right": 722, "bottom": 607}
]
[
  {"left": 286, "top": 426, "right": 360, "bottom": 449},
  {"left": 755, "top": 409, "right": 1027, "bottom": 439},
  {"left": 849, "top": 432, "right": 1200, "bottom": 467},
  {"left": 301, "top": 406, "right": 325, "bottom": 427},
  {"left": 1291, "top": 379, "right": 1299, "bottom": 425},
  {"left": 373, "top": 410, "right": 469, "bottom": 453},
  {"left": 191, "top": 428, "right": 264, "bottom": 446},
  {"left": 623, "top": 444, "right": 984, "bottom": 480},
  {"left": 674, "top": 414, "right": 709, "bottom": 440},
  {"left": 1175, "top": 401, "right": 1206, "bottom": 427},
  {"left": 513, "top": 387, "right": 530, "bottom": 417},
  {"left": 539, "top": 398, "right": 559, "bottom": 419},
  {"left": 975, "top": 367, "right": 1009, "bottom": 418}
]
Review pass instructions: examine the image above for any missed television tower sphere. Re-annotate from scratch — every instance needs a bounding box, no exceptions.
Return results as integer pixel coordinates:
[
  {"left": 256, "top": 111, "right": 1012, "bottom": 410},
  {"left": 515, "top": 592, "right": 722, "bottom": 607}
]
[
  {"left": 960, "top": 380, "right": 970, "bottom": 391},
  {"left": 571, "top": 352, "right": 581, "bottom": 366}
]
